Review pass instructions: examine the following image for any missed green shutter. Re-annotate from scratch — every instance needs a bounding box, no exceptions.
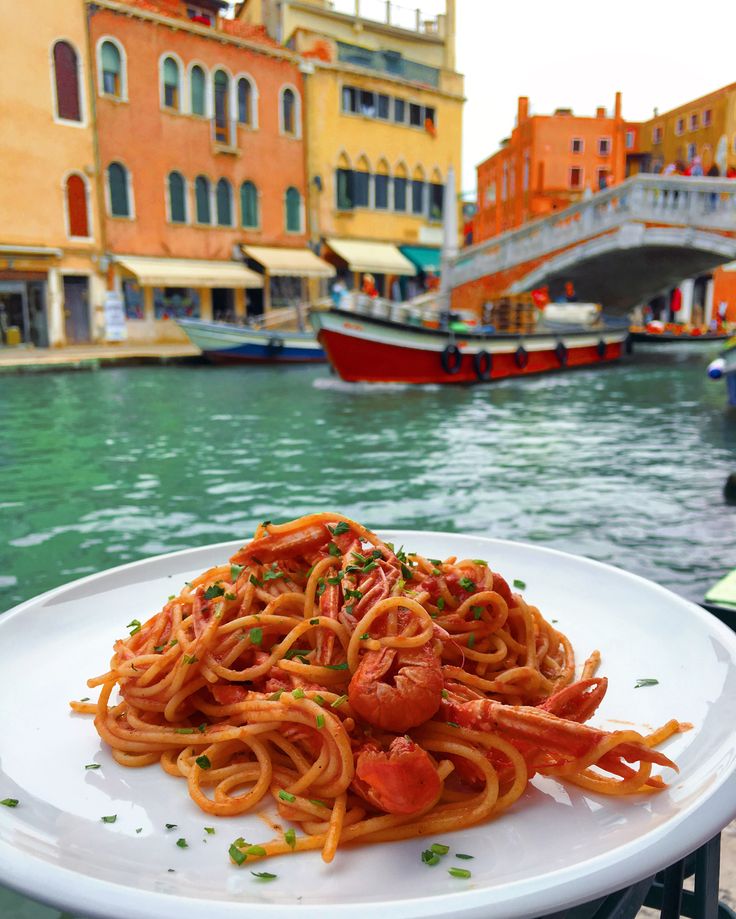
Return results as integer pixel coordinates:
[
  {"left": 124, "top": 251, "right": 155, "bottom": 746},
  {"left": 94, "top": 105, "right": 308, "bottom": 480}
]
[
  {"left": 190, "top": 66, "right": 205, "bottom": 115},
  {"left": 241, "top": 182, "right": 258, "bottom": 227},
  {"left": 195, "top": 176, "right": 210, "bottom": 224},
  {"left": 285, "top": 187, "right": 301, "bottom": 232},
  {"left": 169, "top": 172, "right": 186, "bottom": 223},
  {"left": 101, "top": 41, "right": 120, "bottom": 74},
  {"left": 216, "top": 179, "right": 232, "bottom": 226},
  {"left": 163, "top": 57, "right": 179, "bottom": 88},
  {"left": 108, "top": 162, "right": 129, "bottom": 217}
]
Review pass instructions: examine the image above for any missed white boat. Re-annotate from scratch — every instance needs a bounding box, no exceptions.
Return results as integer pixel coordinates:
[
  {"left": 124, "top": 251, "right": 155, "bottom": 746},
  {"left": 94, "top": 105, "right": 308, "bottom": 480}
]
[{"left": 176, "top": 318, "right": 324, "bottom": 364}]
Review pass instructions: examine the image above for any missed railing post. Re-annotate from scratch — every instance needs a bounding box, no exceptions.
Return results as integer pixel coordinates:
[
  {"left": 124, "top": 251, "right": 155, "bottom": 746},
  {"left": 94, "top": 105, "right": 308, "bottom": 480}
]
[
  {"left": 416, "top": 7, "right": 421, "bottom": 30},
  {"left": 385, "top": 0, "right": 391, "bottom": 24}
]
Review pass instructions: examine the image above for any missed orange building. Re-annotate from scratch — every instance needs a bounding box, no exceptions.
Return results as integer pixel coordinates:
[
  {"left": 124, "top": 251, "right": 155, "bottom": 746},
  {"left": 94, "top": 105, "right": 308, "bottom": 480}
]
[
  {"left": 89, "top": 0, "right": 332, "bottom": 341},
  {"left": 474, "top": 94, "right": 635, "bottom": 243}
]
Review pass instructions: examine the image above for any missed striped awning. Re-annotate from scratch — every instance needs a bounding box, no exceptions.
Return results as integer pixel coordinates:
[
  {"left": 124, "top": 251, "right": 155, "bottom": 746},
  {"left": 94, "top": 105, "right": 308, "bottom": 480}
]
[{"left": 116, "top": 256, "right": 263, "bottom": 288}]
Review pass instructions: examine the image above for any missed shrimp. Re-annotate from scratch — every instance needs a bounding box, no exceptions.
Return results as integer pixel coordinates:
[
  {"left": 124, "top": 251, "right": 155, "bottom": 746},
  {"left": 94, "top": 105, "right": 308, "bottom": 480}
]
[
  {"left": 348, "top": 642, "right": 443, "bottom": 732},
  {"left": 442, "top": 678, "right": 678, "bottom": 788},
  {"left": 352, "top": 736, "right": 441, "bottom": 815},
  {"left": 231, "top": 522, "right": 330, "bottom": 565}
]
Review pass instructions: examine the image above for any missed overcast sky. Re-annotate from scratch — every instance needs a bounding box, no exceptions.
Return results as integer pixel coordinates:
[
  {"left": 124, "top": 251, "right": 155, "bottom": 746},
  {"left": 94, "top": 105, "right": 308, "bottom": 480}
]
[{"left": 455, "top": 0, "right": 736, "bottom": 195}]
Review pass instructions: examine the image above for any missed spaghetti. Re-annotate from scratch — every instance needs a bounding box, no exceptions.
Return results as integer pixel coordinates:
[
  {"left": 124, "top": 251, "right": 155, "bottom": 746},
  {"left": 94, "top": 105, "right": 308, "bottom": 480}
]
[{"left": 72, "top": 512, "right": 687, "bottom": 866}]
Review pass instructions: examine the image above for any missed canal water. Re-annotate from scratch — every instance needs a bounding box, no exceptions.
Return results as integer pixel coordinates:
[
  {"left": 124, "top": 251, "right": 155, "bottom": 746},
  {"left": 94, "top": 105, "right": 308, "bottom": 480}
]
[{"left": 0, "top": 344, "right": 735, "bottom": 917}]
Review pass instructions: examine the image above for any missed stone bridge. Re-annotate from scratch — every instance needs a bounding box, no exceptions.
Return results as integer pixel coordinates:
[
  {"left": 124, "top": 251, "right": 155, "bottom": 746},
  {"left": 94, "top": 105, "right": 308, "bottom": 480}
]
[{"left": 449, "top": 175, "right": 736, "bottom": 314}]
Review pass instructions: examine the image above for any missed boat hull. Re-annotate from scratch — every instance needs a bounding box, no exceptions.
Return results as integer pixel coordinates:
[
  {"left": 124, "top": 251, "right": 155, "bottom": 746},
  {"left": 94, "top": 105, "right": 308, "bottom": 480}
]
[
  {"left": 176, "top": 318, "right": 325, "bottom": 364},
  {"left": 629, "top": 331, "right": 729, "bottom": 345},
  {"left": 312, "top": 309, "right": 627, "bottom": 384}
]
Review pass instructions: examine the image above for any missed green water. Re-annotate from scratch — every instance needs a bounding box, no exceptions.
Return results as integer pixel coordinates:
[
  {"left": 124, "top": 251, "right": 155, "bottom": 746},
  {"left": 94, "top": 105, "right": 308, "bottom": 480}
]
[{"left": 0, "top": 349, "right": 735, "bottom": 916}]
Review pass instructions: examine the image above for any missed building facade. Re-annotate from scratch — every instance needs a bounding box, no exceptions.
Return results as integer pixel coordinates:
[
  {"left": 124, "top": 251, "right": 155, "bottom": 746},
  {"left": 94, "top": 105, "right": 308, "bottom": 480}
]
[
  {"left": 0, "top": 0, "right": 104, "bottom": 347},
  {"left": 474, "top": 94, "right": 633, "bottom": 244},
  {"left": 89, "top": 0, "right": 334, "bottom": 342},
  {"left": 239, "top": 0, "right": 464, "bottom": 297}
]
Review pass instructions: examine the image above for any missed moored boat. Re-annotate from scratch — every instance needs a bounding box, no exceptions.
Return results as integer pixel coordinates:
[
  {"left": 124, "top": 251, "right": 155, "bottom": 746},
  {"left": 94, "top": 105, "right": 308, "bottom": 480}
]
[
  {"left": 706, "top": 335, "right": 736, "bottom": 406},
  {"left": 310, "top": 296, "right": 629, "bottom": 385},
  {"left": 176, "top": 317, "right": 324, "bottom": 364},
  {"left": 629, "top": 321, "right": 730, "bottom": 345}
]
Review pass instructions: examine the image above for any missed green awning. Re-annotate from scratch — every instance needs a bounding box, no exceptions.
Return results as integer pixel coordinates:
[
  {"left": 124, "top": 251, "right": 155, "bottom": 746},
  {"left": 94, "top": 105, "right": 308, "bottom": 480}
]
[{"left": 399, "top": 246, "right": 442, "bottom": 274}]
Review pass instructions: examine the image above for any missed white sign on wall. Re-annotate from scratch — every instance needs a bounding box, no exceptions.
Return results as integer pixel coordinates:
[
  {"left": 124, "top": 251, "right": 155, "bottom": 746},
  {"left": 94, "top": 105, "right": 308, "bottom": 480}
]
[{"left": 103, "top": 291, "right": 127, "bottom": 342}]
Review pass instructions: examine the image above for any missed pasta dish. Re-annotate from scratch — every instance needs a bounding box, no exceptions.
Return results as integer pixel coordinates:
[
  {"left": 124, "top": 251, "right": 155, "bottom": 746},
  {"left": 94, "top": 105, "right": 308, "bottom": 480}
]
[{"left": 71, "top": 513, "right": 687, "bottom": 868}]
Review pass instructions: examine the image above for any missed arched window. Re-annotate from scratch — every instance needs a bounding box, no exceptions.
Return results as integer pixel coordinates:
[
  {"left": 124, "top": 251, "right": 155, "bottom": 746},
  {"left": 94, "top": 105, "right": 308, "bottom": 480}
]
[
  {"left": 66, "top": 174, "right": 89, "bottom": 237},
  {"left": 53, "top": 40, "right": 82, "bottom": 122},
  {"left": 107, "top": 162, "right": 130, "bottom": 217},
  {"left": 335, "top": 151, "right": 353, "bottom": 211},
  {"left": 411, "top": 165, "right": 425, "bottom": 215},
  {"left": 213, "top": 70, "right": 230, "bottom": 143},
  {"left": 237, "top": 77, "right": 253, "bottom": 125},
  {"left": 168, "top": 171, "right": 187, "bottom": 223},
  {"left": 285, "top": 186, "right": 302, "bottom": 233},
  {"left": 195, "top": 175, "right": 211, "bottom": 224},
  {"left": 162, "top": 56, "right": 180, "bottom": 110},
  {"left": 429, "top": 168, "right": 444, "bottom": 220},
  {"left": 393, "top": 162, "right": 408, "bottom": 212},
  {"left": 281, "top": 87, "right": 297, "bottom": 136},
  {"left": 99, "top": 40, "right": 123, "bottom": 98},
  {"left": 354, "top": 155, "right": 371, "bottom": 208},
  {"left": 375, "top": 158, "right": 390, "bottom": 210},
  {"left": 190, "top": 65, "right": 206, "bottom": 116},
  {"left": 216, "top": 178, "right": 232, "bottom": 226},
  {"left": 240, "top": 181, "right": 259, "bottom": 228}
]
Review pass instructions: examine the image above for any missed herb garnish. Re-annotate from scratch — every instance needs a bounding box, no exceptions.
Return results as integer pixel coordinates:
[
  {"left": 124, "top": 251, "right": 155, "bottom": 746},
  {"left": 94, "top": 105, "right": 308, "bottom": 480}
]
[
  {"left": 448, "top": 867, "right": 472, "bottom": 879},
  {"left": 249, "top": 627, "right": 263, "bottom": 646},
  {"left": 278, "top": 790, "right": 296, "bottom": 803},
  {"left": 634, "top": 678, "right": 659, "bottom": 688},
  {"left": 229, "top": 843, "right": 246, "bottom": 865},
  {"left": 176, "top": 838, "right": 188, "bottom": 848},
  {"left": 101, "top": 815, "right": 117, "bottom": 823},
  {"left": 513, "top": 578, "right": 526, "bottom": 589},
  {"left": 1, "top": 799, "right": 19, "bottom": 808},
  {"left": 127, "top": 619, "right": 142, "bottom": 635},
  {"left": 204, "top": 584, "right": 224, "bottom": 600},
  {"left": 195, "top": 755, "right": 211, "bottom": 770},
  {"left": 284, "top": 828, "right": 296, "bottom": 848},
  {"left": 85, "top": 763, "right": 100, "bottom": 770},
  {"left": 251, "top": 871, "right": 277, "bottom": 880}
]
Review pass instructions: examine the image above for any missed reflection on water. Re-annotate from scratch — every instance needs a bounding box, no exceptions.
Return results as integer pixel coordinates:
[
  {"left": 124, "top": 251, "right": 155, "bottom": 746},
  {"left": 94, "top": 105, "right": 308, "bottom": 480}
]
[{"left": 1, "top": 347, "right": 735, "bottom": 614}]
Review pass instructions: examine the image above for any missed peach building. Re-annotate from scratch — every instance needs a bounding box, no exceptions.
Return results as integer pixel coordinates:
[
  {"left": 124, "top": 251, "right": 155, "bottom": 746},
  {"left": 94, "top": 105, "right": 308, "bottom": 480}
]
[
  {"left": 474, "top": 94, "right": 634, "bottom": 244},
  {"left": 0, "top": 0, "right": 104, "bottom": 346},
  {"left": 89, "top": 0, "right": 333, "bottom": 341}
]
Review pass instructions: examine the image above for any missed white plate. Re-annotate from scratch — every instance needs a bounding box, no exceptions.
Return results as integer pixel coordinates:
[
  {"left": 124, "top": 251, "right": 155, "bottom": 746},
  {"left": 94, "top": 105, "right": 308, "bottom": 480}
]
[{"left": 1, "top": 532, "right": 735, "bottom": 919}]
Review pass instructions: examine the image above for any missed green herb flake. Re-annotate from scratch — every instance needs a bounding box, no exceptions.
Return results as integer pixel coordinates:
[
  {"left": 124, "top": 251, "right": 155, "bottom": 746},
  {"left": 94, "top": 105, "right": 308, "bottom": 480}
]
[
  {"left": 309, "top": 617, "right": 320, "bottom": 625},
  {"left": 229, "top": 843, "right": 247, "bottom": 865},
  {"left": 268, "top": 690, "right": 284, "bottom": 701},
  {"left": 436, "top": 597, "right": 445, "bottom": 610},
  {"left": 361, "top": 561, "right": 377, "bottom": 573},
  {"left": 251, "top": 871, "right": 277, "bottom": 881},
  {"left": 230, "top": 564, "right": 244, "bottom": 581},
  {"left": 249, "top": 627, "right": 263, "bottom": 646},
  {"left": 328, "top": 542, "right": 341, "bottom": 557},
  {"left": 245, "top": 844, "right": 267, "bottom": 856},
  {"left": 196, "top": 755, "right": 211, "bottom": 770},
  {"left": 316, "top": 714, "right": 325, "bottom": 729},
  {"left": 284, "top": 828, "right": 296, "bottom": 849},
  {"left": 249, "top": 574, "right": 263, "bottom": 588},
  {"left": 432, "top": 568, "right": 441, "bottom": 576},
  {"left": 204, "top": 584, "right": 225, "bottom": 600},
  {"left": 456, "top": 853, "right": 474, "bottom": 859},
  {"left": 309, "top": 799, "right": 328, "bottom": 808},
  {"left": 441, "top": 689, "right": 449, "bottom": 699},
  {"left": 459, "top": 577, "right": 475, "bottom": 592},
  {"left": 400, "top": 564, "right": 413, "bottom": 580},
  {"left": 224, "top": 592, "right": 237, "bottom": 600},
  {"left": 467, "top": 633, "right": 475, "bottom": 649},
  {"left": 446, "top": 721, "right": 459, "bottom": 728},
  {"left": 176, "top": 838, "right": 188, "bottom": 849},
  {"left": 359, "top": 632, "right": 370, "bottom": 640},
  {"left": 513, "top": 578, "right": 526, "bottom": 589},
  {"left": 430, "top": 843, "right": 450, "bottom": 855},
  {"left": 154, "top": 643, "right": 168, "bottom": 653},
  {"left": 291, "top": 688, "right": 306, "bottom": 699},
  {"left": 325, "top": 662, "right": 348, "bottom": 671},
  {"left": 127, "top": 619, "right": 142, "bottom": 635},
  {"left": 101, "top": 815, "right": 117, "bottom": 823},
  {"left": 278, "top": 790, "right": 296, "bottom": 803},
  {"left": 635, "top": 678, "right": 659, "bottom": 688},
  {"left": 313, "top": 694, "right": 326, "bottom": 706},
  {"left": 85, "top": 763, "right": 100, "bottom": 770},
  {"left": 263, "top": 568, "right": 285, "bottom": 582},
  {"left": 80, "top": 697, "right": 90, "bottom": 701},
  {"left": 135, "top": 827, "right": 142, "bottom": 833},
  {"left": 421, "top": 849, "right": 440, "bottom": 866},
  {"left": 174, "top": 727, "right": 195, "bottom": 735},
  {"left": 204, "top": 827, "right": 215, "bottom": 834},
  {"left": 449, "top": 867, "right": 472, "bottom": 879},
  {"left": 331, "top": 694, "right": 348, "bottom": 709},
  {"left": 1, "top": 798, "right": 19, "bottom": 808},
  {"left": 165, "top": 823, "right": 177, "bottom": 830},
  {"left": 182, "top": 654, "right": 198, "bottom": 665}
]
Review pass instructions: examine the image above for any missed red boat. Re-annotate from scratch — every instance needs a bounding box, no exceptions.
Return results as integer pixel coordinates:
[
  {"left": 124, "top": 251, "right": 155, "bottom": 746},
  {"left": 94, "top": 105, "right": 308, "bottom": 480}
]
[{"left": 310, "top": 297, "right": 629, "bottom": 385}]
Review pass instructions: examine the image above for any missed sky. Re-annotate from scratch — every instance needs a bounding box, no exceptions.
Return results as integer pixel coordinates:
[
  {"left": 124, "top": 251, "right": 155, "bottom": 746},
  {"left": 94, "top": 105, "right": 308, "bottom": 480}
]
[{"left": 454, "top": 0, "right": 736, "bottom": 195}]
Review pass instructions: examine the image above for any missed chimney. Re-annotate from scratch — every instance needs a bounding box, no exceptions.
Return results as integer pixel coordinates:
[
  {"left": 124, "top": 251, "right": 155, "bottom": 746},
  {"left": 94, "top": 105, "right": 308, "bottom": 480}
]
[
  {"left": 596, "top": 106, "right": 606, "bottom": 119},
  {"left": 518, "top": 96, "right": 529, "bottom": 124},
  {"left": 614, "top": 91, "right": 622, "bottom": 120},
  {"left": 443, "top": 0, "right": 456, "bottom": 71}
]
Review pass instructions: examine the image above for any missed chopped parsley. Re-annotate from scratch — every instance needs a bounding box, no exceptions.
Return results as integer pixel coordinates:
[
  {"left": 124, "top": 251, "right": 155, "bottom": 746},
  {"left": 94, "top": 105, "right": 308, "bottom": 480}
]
[
  {"left": 467, "top": 634, "right": 475, "bottom": 649},
  {"left": 359, "top": 632, "right": 370, "bottom": 640},
  {"left": 421, "top": 849, "right": 440, "bottom": 866},
  {"left": 176, "top": 838, "right": 188, "bottom": 849},
  {"left": 331, "top": 694, "right": 348, "bottom": 708},
  {"left": 309, "top": 799, "right": 328, "bottom": 808},
  {"left": 446, "top": 721, "right": 459, "bottom": 728},
  {"left": 328, "top": 542, "right": 341, "bottom": 557},
  {"left": 229, "top": 843, "right": 246, "bottom": 865},
  {"left": 325, "top": 662, "right": 348, "bottom": 671},
  {"left": 316, "top": 714, "right": 325, "bottom": 729},
  {"left": 230, "top": 564, "right": 244, "bottom": 581},
  {"left": 473, "top": 559, "right": 488, "bottom": 566},
  {"left": 292, "top": 688, "right": 305, "bottom": 699},
  {"left": 195, "top": 755, "right": 211, "bottom": 770},
  {"left": 224, "top": 592, "right": 237, "bottom": 601},
  {"left": 268, "top": 690, "right": 284, "bottom": 701},
  {"left": 204, "top": 827, "right": 215, "bottom": 835},
  {"left": 459, "top": 577, "right": 475, "bottom": 592},
  {"left": 430, "top": 843, "right": 450, "bottom": 855},
  {"left": 328, "top": 522, "right": 351, "bottom": 536},
  {"left": 263, "top": 568, "right": 284, "bottom": 582},
  {"left": 127, "top": 619, "right": 142, "bottom": 635},
  {"left": 437, "top": 597, "right": 445, "bottom": 610},
  {"left": 326, "top": 573, "right": 344, "bottom": 585},
  {"left": 85, "top": 763, "right": 100, "bottom": 770},
  {"left": 251, "top": 871, "right": 277, "bottom": 881},
  {"left": 344, "top": 588, "right": 363, "bottom": 600},
  {"left": 101, "top": 815, "right": 117, "bottom": 823},
  {"left": 174, "top": 727, "right": 195, "bottom": 734},
  {"left": 635, "top": 678, "right": 659, "bottom": 688},
  {"left": 165, "top": 823, "right": 177, "bottom": 830},
  {"left": 278, "top": 790, "right": 296, "bottom": 803},
  {"left": 472, "top": 606, "right": 483, "bottom": 620},
  {"left": 249, "top": 574, "right": 263, "bottom": 588},
  {"left": 309, "top": 617, "right": 320, "bottom": 625},
  {"left": 284, "top": 828, "right": 296, "bottom": 849},
  {"left": 204, "top": 584, "right": 225, "bottom": 600},
  {"left": 249, "top": 627, "right": 263, "bottom": 646},
  {"left": 1, "top": 799, "right": 19, "bottom": 808},
  {"left": 448, "top": 867, "right": 472, "bottom": 879},
  {"left": 182, "top": 654, "right": 198, "bottom": 665},
  {"left": 513, "top": 578, "right": 526, "bottom": 589},
  {"left": 246, "top": 844, "right": 267, "bottom": 856},
  {"left": 441, "top": 689, "right": 449, "bottom": 699},
  {"left": 456, "top": 853, "right": 474, "bottom": 860}
]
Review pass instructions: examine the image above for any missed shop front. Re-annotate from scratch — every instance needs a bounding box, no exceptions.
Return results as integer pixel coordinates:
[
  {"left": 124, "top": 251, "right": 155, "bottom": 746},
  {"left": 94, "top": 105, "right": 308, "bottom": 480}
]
[
  {"left": 323, "top": 239, "right": 416, "bottom": 300},
  {"left": 241, "top": 246, "right": 335, "bottom": 320}
]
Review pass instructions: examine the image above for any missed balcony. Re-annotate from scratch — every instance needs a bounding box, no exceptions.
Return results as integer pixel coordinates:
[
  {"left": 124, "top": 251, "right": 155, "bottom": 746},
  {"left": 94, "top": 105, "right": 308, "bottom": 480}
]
[
  {"left": 328, "top": 0, "right": 444, "bottom": 34},
  {"left": 211, "top": 117, "right": 239, "bottom": 154},
  {"left": 337, "top": 41, "right": 440, "bottom": 86}
]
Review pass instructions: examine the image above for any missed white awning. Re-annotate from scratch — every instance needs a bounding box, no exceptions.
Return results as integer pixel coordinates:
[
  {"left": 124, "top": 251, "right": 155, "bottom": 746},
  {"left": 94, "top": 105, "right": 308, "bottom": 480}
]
[
  {"left": 116, "top": 256, "right": 263, "bottom": 288},
  {"left": 325, "top": 239, "right": 416, "bottom": 276},
  {"left": 242, "top": 246, "right": 335, "bottom": 279}
]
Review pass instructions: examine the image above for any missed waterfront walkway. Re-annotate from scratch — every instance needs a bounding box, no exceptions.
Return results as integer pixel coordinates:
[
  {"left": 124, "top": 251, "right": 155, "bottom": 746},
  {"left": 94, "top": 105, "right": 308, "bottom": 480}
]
[{"left": 0, "top": 342, "right": 201, "bottom": 372}]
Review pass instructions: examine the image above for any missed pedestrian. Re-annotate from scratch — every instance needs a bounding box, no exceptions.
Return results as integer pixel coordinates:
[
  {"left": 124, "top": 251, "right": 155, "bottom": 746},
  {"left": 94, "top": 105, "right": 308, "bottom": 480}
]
[
  {"left": 330, "top": 276, "right": 347, "bottom": 307},
  {"left": 361, "top": 273, "right": 378, "bottom": 298},
  {"left": 727, "top": 165, "right": 736, "bottom": 179},
  {"left": 689, "top": 156, "right": 704, "bottom": 176},
  {"left": 564, "top": 281, "right": 577, "bottom": 303}
]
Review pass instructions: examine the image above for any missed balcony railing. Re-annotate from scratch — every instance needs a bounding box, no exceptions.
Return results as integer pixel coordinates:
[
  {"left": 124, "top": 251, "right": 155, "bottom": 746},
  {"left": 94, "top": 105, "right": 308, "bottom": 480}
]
[{"left": 328, "top": 0, "right": 443, "bottom": 36}]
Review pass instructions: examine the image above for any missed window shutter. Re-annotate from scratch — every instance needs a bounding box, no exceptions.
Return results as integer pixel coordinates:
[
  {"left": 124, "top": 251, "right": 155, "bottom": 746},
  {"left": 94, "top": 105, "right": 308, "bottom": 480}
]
[
  {"left": 54, "top": 41, "right": 81, "bottom": 121},
  {"left": 169, "top": 172, "right": 186, "bottom": 223},
  {"left": 108, "top": 163, "right": 129, "bottom": 217},
  {"left": 67, "top": 175, "right": 89, "bottom": 236},
  {"left": 191, "top": 67, "right": 206, "bottom": 115},
  {"left": 195, "top": 177, "right": 211, "bottom": 224}
]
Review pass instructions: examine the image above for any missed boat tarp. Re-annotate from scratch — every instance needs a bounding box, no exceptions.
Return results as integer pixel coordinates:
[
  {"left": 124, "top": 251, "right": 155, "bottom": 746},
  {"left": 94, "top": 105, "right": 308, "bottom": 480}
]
[
  {"left": 399, "top": 245, "right": 442, "bottom": 274},
  {"left": 242, "top": 246, "right": 335, "bottom": 279},
  {"left": 325, "top": 239, "right": 416, "bottom": 277},
  {"left": 116, "top": 256, "right": 263, "bottom": 288}
]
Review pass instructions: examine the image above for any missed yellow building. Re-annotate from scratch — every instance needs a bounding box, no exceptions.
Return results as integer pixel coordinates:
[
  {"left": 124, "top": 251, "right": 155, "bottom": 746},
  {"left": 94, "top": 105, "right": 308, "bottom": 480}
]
[
  {"left": 638, "top": 82, "right": 736, "bottom": 174},
  {"left": 0, "top": 0, "right": 106, "bottom": 346},
  {"left": 238, "top": 0, "right": 464, "bottom": 296}
]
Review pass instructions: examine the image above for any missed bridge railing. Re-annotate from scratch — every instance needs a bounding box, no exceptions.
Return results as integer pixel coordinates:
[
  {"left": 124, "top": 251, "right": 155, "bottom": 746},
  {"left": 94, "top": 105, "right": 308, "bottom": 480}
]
[{"left": 452, "top": 175, "right": 736, "bottom": 287}]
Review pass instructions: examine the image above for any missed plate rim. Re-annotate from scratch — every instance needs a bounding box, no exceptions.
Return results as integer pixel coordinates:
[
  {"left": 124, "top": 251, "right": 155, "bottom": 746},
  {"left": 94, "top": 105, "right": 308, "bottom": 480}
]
[{"left": 1, "top": 531, "right": 735, "bottom": 919}]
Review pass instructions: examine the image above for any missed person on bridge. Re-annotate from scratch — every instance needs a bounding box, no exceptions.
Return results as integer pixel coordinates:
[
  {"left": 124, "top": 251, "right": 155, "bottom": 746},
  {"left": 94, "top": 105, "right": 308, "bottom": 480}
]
[
  {"left": 565, "top": 281, "right": 577, "bottom": 303},
  {"left": 532, "top": 285, "right": 550, "bottom": 308}
]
